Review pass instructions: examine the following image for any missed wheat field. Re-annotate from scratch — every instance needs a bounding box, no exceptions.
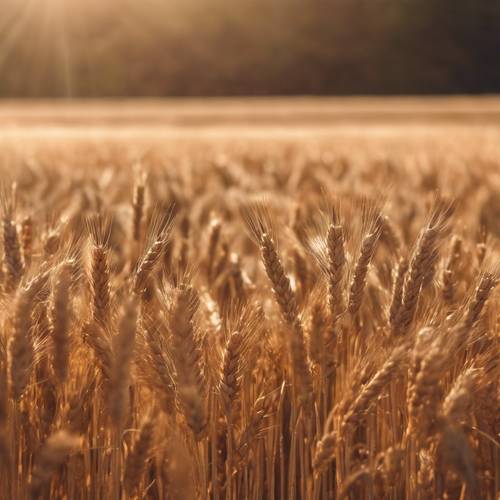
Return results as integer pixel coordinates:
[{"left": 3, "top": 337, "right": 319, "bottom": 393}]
[{"left": 0, "top": 99, "right": 499, "bottom": 499}]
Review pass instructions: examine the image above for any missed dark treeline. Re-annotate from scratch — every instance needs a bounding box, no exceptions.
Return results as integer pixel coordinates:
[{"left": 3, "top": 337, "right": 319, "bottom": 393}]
[{"left": 1, "top": 0, "right": 500, "bottom": 97}]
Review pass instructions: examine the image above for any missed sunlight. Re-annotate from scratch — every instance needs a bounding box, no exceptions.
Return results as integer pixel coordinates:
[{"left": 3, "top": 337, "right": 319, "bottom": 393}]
[{"left": 0, "top": 0, "right": 75, "bottom": 96}]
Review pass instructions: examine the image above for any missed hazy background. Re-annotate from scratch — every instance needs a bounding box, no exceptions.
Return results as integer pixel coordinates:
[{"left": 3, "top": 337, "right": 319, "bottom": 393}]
[{"left": 2, "top": 0, "right": 500, "bottom": 98}]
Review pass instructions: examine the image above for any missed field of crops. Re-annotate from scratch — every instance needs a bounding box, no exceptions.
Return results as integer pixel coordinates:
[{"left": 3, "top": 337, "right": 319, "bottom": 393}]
[{"left": 0, "top": 98, "right": 499, "bottom": 499}]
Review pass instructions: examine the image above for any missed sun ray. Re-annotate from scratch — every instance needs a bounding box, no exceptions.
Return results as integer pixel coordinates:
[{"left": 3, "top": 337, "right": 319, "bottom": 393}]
[{"left": 0, "top": 0, "right": 37, "bottom": 70}]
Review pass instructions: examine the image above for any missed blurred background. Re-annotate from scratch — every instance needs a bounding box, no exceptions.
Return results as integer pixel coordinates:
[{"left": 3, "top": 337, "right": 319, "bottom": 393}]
[{"left": 2, "top": 0, "right": 500, "bottom": 98}]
